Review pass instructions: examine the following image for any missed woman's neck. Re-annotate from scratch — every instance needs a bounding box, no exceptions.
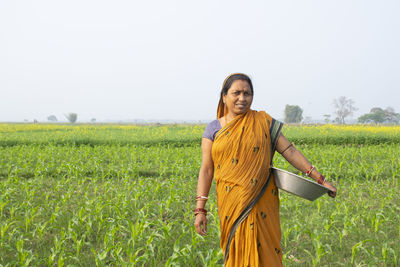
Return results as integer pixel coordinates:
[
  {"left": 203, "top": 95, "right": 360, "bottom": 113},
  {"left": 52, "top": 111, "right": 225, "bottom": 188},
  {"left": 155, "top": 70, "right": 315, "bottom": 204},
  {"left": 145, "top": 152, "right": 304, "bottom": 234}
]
[
  {"left": 219, "top": 112, "right": 239, "bottom": 127},
  {"left": 226, "top": 113, "right": 237, "bottom": 123}
]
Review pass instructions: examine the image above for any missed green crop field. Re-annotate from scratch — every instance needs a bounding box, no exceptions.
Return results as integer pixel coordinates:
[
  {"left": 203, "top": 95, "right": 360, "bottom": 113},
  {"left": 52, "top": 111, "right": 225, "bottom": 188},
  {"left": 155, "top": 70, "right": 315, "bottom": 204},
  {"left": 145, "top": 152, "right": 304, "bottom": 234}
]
[{"left": 0, "top": 123, "right": 399, "bottom": 266}]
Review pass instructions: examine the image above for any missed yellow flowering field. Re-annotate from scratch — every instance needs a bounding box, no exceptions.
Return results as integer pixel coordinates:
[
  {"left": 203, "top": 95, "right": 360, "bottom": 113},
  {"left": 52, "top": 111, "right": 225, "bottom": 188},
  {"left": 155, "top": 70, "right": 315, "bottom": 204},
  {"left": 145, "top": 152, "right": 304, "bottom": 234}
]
[{"left": 1, "top": 123, "right": 400, "bottom": 146}]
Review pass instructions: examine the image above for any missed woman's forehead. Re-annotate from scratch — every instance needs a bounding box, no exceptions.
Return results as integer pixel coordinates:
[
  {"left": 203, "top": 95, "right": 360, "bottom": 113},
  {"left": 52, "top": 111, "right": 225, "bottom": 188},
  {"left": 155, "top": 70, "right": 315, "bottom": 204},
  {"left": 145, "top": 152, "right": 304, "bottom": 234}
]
[{"left": 229, "top": 80, "right": 251, "bottom": 90}]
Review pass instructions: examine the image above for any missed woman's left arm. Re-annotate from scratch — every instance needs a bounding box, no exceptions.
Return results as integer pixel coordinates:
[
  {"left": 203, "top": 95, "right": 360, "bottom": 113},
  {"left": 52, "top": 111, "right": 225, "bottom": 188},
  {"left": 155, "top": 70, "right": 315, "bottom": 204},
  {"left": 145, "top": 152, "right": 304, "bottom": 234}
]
[{"left": 275, "top": 133, "right": 337, "bottom": 198}]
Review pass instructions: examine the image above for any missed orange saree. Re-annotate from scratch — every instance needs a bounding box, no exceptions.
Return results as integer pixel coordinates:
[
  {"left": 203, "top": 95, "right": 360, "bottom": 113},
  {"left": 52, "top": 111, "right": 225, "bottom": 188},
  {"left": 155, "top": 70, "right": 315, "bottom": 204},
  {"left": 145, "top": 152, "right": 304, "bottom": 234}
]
[{"left": 212, "top": 109, "right": 283, "bottom": 266}]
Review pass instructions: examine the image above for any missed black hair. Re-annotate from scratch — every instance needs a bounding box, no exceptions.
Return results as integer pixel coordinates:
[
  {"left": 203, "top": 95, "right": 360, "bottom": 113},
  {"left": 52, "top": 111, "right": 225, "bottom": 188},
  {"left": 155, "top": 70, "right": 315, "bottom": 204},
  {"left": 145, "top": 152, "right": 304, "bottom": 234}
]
[{"left": 221, "top": 73, "right": 253, "bottom": 96}]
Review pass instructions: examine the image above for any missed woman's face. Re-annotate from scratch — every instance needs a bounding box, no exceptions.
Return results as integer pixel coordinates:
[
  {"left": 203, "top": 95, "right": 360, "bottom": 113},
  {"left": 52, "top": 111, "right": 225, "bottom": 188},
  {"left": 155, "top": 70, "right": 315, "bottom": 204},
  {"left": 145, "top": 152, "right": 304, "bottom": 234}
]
[{"left": 223, "top": 80, "right": 253, "bottom": 117}]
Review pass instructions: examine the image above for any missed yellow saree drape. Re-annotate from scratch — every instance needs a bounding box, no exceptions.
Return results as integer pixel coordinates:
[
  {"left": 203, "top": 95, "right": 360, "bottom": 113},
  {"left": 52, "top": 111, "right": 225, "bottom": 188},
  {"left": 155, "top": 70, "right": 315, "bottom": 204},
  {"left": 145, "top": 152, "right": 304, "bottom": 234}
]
[{"left": 212, "top": 109, "right": 283, "bottom": 267}]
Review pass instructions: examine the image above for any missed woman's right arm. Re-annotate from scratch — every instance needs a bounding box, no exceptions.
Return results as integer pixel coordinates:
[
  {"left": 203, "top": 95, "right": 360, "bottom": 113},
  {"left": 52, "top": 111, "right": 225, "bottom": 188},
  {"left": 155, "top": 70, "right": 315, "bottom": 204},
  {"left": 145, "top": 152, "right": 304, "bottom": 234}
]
[{"left": 194, "top": 138, "right": 214, "bottom": 235}]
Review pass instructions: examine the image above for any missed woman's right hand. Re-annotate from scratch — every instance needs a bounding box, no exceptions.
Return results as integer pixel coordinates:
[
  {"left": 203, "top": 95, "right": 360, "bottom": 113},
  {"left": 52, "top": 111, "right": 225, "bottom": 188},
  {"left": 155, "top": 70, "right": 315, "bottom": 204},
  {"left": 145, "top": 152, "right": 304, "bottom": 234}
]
[
  {"left": 323, "top": 180, "right": 337, "bottom": 198},
  {"left": 194, "top": 213, "right": 207, "bottom": 235}
]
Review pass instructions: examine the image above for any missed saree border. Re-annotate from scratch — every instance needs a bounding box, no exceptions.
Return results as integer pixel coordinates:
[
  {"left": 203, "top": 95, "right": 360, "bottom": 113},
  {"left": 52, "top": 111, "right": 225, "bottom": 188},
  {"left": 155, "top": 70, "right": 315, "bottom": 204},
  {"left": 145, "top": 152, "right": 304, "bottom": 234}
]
[{"left": 270, "top": 119, "right": 284, "bottom": 155}]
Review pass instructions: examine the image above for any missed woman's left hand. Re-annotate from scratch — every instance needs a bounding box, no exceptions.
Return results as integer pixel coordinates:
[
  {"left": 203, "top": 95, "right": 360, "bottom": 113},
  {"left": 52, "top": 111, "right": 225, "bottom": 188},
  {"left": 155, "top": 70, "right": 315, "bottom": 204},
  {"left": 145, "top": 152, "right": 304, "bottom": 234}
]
[{"left": 323, "top": 181, "right": 337, "bottom": 198}]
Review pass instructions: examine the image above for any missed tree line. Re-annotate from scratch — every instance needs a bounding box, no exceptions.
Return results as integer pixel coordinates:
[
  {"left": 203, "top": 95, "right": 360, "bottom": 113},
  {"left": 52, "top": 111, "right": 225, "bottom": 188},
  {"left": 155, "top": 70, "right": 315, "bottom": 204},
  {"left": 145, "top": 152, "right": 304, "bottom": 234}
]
[
  {"left": 47, "top": 113, "right": 79, "bottom": 123},
  {"left": 284, "top": 96, "right": 400, "bottom": 124},
  {"left": 41, "top": 99, "right": 399, "bottom": 124},
  {"left": 45, "top": 113, "right": 96, "bottom": 123}
]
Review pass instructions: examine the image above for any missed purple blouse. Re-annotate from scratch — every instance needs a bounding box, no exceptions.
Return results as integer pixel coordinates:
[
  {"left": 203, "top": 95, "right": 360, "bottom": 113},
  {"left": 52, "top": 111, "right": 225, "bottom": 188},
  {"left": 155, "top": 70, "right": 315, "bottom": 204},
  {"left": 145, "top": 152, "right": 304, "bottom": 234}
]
[{"left": 202, "top": 119, "right": 222, "bottom": 141}]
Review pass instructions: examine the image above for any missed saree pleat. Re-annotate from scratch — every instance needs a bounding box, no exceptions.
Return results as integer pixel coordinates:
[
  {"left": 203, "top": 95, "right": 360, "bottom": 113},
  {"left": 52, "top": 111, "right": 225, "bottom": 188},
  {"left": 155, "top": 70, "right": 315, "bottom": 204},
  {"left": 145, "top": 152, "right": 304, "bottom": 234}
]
[{"left": 212, "top": 110, "right": 283, "bottom": 267}]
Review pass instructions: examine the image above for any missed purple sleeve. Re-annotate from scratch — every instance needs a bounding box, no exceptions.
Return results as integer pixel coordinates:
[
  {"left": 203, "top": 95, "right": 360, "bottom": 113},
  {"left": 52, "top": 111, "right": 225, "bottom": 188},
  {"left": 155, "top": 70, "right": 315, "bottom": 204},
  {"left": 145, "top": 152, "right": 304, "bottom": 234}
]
[{"left": 202, "top": 120, "right": 222, "bottom": 141}]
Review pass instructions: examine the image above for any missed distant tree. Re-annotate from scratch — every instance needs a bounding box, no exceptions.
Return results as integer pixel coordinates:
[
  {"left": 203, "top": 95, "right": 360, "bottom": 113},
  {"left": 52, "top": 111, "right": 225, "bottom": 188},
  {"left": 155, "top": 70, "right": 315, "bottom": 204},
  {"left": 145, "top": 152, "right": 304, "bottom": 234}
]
[
  {"left": 91, "top": 118, "right": 96, "bottom": 123},
  {"left": 384, "top": 107, "right": 400, "bottom": 123},
  {"left": 47, "top": 115, "right": 58, "bottom": 122},
  {"left": 284, "top": 104, "right": 303, "bottom": 123},
  {"left": 65, "top": 113, "right": 78, "bottom": 123},
  {"left": 358, "top": 108, "right": 385, "bottom": 123},
  {"left": 333, "top": 96, "right": 357, "bottom": 124},
  {"left": 358, "top": 107, "right": 400, "bottom": 124},
  {"left": 370, "top": 107, "right": 382, "bottom": 113},
  {"left": 323, "top": 114, "right": 331, "bottom": 124}
]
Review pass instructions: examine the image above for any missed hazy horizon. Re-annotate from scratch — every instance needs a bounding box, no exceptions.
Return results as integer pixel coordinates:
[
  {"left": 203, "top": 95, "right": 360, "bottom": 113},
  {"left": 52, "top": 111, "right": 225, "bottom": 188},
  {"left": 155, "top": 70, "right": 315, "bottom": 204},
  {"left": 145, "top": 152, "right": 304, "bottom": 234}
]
[{"left": 1, "top": 1, "right": 399, "bottom": 123}]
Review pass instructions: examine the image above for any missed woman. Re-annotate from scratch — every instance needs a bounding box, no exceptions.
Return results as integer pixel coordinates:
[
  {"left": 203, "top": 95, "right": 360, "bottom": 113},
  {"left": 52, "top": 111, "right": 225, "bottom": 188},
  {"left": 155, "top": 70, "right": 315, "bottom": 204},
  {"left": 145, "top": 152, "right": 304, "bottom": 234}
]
[{"left": 194, "top": 73, "right": 337, "bottom": 266}]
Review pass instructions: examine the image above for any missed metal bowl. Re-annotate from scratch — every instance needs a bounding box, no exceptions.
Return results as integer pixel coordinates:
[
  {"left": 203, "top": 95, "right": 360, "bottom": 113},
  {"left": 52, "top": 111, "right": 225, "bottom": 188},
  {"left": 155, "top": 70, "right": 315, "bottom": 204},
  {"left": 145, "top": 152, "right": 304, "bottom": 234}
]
[{"left": 272, "top": 167, "right": 330, "bottom": 201}]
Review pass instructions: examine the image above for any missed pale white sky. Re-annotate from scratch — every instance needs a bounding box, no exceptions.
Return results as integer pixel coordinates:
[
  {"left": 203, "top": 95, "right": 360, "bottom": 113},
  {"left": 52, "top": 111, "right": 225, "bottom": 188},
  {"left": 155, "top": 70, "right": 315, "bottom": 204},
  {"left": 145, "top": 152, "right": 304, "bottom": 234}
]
[{"left": 1, "top": 0, "right": 399, "bottom": 122}]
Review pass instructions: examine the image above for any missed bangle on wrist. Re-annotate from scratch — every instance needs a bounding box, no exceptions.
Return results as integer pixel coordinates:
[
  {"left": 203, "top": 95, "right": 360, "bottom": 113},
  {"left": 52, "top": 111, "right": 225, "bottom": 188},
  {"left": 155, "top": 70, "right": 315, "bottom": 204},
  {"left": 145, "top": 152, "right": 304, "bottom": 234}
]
[
  {"left": 317, "top": 174, "right": 326, "bottom": 185},
  {"left": 193, "top": 208, "right": 207, "bottom": 216},
  {"left": 305, "top": 165, "right": 315, "bottom": 177},
  {"left": 196, "top": 195, "right": 208, "bottom": 201}
]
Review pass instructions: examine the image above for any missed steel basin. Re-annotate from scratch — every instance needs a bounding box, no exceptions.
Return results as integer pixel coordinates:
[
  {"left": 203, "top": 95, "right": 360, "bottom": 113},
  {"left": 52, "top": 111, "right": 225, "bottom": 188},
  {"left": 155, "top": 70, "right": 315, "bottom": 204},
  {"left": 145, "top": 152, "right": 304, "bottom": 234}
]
[{"left": 272, "top": 167, "right": 330, "bottom": 201}]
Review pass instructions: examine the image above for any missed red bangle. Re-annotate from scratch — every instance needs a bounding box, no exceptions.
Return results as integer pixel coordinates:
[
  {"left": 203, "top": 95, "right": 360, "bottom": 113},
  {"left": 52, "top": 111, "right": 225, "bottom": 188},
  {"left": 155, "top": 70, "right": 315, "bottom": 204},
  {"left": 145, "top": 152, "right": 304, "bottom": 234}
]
[
  {"left": 193, "top": 208, "right": 207, "bottom": 215},
  {"left": 196, "top": 195, "right": 208, "bottom": 200},
  {"left": 317, "top": 174, "right": 326, "bottom": 185},
  {"left": 306, "top": 165, "right": 315, "bottom": 177}
]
